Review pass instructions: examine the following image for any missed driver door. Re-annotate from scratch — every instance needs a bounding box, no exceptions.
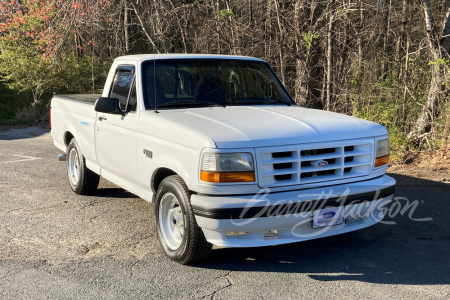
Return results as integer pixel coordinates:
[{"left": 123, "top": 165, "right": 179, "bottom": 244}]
[{"left": 96, "top": 65, "right": 139, "bottom": 192}]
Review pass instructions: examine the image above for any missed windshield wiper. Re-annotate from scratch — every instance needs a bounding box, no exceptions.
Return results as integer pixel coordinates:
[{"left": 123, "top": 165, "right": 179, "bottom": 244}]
[
  {"left": 233, "top": 97, "right": 291, "bottom": 106},
  {"left": 156, "top": 101, "right": 226, "bottom": 108}
]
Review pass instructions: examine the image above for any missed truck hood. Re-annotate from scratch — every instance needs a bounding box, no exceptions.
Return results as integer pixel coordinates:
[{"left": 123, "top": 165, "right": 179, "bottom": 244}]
[{"left": 154, "top": 106, "right": 388, "bottom": 149}]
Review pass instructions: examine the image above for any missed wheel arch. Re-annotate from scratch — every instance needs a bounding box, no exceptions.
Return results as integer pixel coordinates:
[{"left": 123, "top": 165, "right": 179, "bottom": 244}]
[
  {"left": 64, "top": 131, "right": 75, "bottom": 147},
  {"left": 151, "top": 167, "right": 177, "bottom": 195}
]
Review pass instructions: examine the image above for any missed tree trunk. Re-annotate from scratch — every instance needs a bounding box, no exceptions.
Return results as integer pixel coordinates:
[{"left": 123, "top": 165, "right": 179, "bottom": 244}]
[
  {"left": 294, "top": 0, "right": 307, "bottom": 105},
  {"left": 357, "top": 0, "right": 364, "bottom": 76},
  {"left": 215, "top": 0, "right": 221, "bottom": 53},
  {"left": 325, "top": 2, "right": 334, "bottom": 111},
  {"left": 397, "top": 0, "right": 408, "bottom": 77},
  {"left": 408, "top": 0, "right": 443, "bottom": 143},
  {"left": 75, "top": 33, "right": 83, "bottom": 58},
  {"left": 355, "top": 0, "right": 364, "bottom": 113},
  {"left": 443, "top": 101, "right": 450, "bottom": 146},
  {"left": 124, "top": 0, "right": 131, "bottom": 55},
  {"left": 225, "top": 0, "right": 238, "bottom": 55},
  {"left": 399, "top": 0, "right": 409, "bottom": 130},
  {"left": 381, "top": 0, "right": 392, "bottom": 81},
  {"left": 131, "top": 3, "right": 160, "bottom": 54},
  {"left": 294, "top": 0, "right": 321, "bottom": 108},
  {"left": 441, "top": 6, "right": 450, "bottom": 55},
  {"left": 273, "top": 0, "right": 285, "bottom": 84},
  {"left": 168, "top": 0, "right": 188, "bottom": 53},
  {"left": 265, "top": 0, "right": 272, "bottom": 60}
]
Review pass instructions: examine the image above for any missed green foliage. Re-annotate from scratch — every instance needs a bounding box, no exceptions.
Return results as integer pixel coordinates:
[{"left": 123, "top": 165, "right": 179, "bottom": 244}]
[
  {"left": 433, "top": 102, "right": 450, "bottom": 148},
  {"left": 0, "top": 41, "right": 109, "bottom": 108},
  {"left": 378, "top": 75, "right": 398, "bottom": 88},
  {"left": 0, "top": 118, "right": 27, "bottom": 126},
  {"left": 218, "top": 9, "right": 237, "bottom": 20},
  {"left": 0, "top": 82, "right": 17, "bottom": 119},
  {"left": 351, "top": 80, "right": 424, "bottom": 162},
  {"left": 52, "top": 55, "right": 111, "bottom": 95},
  {"left": 14, "top": 104, "right": 49, "bottom": 124},
  {"left": 302, "top": 32, "right": 320, "bottom": 51},
  {"left": 428, "top": 58, "right": 449, "bottom": 66},
  {"left": 0, "top": 103, "right": 16, "bottom": 120},
  {"left": 0, "top": 0, "right": 447, "bottom": 160},
  {"left": 353, "top": 99, "right": 410, "bottom": 162},
  {"left": 0, "top": 0, "right": 110, "bottom": 120},
  {"left": 352, "top": 97, "right": 399, "bottom": 130},
  {"left": 385, "top": 128, "right": 410, "bottom": 162},
  {"left": 427, "top": 58, "right": 450, "bottom": 73},
  {"left": 0, "top": 44, "right": 52, "bottom": 104}
]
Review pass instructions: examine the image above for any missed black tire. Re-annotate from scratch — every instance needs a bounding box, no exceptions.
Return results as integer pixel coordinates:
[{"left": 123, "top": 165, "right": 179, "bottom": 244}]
[
  {"left": 155, "top": 175, "right": 212, "bottom": 264},
  {"left": 66, "top": 138, "right": 100, "bottom": 195}
]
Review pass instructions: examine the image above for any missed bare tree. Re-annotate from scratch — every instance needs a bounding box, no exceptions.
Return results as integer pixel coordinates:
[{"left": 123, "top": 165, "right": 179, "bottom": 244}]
[
  {"left": 124, "top": 0, "right": 132, "bottom": 55},
  {"left": 325, "top": 0, "right": 335, "bottom": 111},
  {"left": 408, "top": 0, "right": 450, "bottom": 144}
]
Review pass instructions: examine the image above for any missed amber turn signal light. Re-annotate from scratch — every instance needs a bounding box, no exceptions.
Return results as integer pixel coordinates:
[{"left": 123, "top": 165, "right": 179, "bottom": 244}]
[
  {"left": 200, "top": 171, "right": 256, "bottom": 183},
  {"left": 374, "top": 155, "right": 390, "bottom": 167}
]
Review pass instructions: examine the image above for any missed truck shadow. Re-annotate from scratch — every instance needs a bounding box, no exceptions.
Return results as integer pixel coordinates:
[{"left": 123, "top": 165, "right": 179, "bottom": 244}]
[
  {"left": 194, "top": 173, "right": 450, "bottom": 285},
  {"left": 92, "top": 187, "right": 139, "bottom": 199}
]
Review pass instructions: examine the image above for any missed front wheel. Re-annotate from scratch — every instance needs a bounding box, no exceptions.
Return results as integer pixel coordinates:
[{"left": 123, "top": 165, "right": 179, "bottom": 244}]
[
  {"left": 155, "top": 175, "right": 212, "bottom": 264},
  {"left": 67, "top": 138, "right": 100, "bottom": 195}
]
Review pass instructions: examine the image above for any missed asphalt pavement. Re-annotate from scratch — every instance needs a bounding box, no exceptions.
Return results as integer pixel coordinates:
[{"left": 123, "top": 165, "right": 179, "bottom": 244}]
[{"left": 0, "top": 127, "right": 449, "bottom": 299}]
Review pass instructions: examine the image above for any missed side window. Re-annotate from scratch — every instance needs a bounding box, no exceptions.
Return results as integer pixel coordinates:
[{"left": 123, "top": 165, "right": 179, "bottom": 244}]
[{"left": 110, "top": 66, "right": 135, "bottom": 111}]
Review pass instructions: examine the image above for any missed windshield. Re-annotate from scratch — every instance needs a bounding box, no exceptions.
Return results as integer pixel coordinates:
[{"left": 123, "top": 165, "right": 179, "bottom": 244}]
[{"left": 142, "top": 59, "right": 293, "bottom": 109}]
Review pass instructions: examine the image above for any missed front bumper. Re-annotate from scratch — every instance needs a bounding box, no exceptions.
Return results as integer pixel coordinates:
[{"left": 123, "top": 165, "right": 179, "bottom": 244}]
[{"left": 191, "top": 175, "right": 396, "bottom": 247}]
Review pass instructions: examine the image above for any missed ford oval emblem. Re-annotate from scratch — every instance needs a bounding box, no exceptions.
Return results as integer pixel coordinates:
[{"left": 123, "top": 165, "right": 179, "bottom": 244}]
[
  {"left": 323, "top": 212, "right": 335, "bottom": 218},
  {"left": 316, "top": 160, "right": 329, "bottom": 167}
]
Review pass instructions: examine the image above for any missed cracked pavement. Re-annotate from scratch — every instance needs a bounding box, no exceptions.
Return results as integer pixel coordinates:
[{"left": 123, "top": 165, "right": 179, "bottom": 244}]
[{"left": 1, "top": 128, "right": 449, "bottom": 299}]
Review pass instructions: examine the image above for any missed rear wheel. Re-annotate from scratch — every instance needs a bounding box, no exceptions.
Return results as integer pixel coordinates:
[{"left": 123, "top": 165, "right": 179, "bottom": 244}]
[
  {"left": 155, "top": 175, "right": 212, "bottom": 264},
  {"left": 67, "top": 138, "right": 100, "bottom": 195}
]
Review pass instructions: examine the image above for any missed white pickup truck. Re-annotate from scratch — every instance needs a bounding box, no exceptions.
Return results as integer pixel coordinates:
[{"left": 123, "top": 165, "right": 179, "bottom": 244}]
[{"left": 51, "top": 54, "right": 396, "bottom": 264}]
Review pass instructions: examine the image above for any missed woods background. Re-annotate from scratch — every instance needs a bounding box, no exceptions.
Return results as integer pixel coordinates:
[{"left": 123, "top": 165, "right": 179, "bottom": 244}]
[{"left": 1, "top": 0, "right": 450, "bottom": 161}]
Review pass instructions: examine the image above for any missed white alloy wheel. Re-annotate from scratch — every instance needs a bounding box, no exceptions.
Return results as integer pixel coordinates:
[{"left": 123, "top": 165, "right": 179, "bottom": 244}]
[
  {"left": 159, "top": 192, "right": 185, "bottom": 250},
  {"left": 66, "top": 138, "right": 100, "bottom": 195},
  {"left": 155, "top": 175, "right": 212, "bottom": 264},
  {"left": 68, "top": 147, "right": 80, "bottom": 186}
]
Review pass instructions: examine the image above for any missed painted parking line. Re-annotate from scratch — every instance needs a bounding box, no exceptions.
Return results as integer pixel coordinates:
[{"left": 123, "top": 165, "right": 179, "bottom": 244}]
[{"left": 1, "top": 155, "right": 42, "bottom": 163}]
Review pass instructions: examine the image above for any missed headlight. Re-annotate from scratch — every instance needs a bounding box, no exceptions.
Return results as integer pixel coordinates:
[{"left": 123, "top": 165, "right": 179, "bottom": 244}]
[
  {"left": 375, "top": 139, "right": 390, "bottom": 167},
  {"left": 200, "top": 153, "right": 255, "bottom": 183}
]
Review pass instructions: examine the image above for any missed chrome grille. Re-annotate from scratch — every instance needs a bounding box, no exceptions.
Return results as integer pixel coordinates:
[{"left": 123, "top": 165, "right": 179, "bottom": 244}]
[{"left": 256, "top": 139, "right": 374, "bottom": 187}]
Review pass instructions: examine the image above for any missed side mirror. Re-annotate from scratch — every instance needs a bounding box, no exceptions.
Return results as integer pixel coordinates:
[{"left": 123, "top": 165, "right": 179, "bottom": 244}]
[{"left": 94, "top": 97, "right": 123, "bottom": 115}]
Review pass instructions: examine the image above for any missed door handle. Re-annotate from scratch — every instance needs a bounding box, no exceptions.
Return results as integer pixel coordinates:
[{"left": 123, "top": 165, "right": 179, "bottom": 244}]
[{"left": 98, "top": 116, "right": 107, "bottom": 121}]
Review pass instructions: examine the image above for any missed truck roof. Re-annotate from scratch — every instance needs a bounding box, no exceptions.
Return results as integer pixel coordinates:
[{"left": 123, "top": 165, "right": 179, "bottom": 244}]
[{"left": 114, "top": 54, "right": 266, "bottom": 63}]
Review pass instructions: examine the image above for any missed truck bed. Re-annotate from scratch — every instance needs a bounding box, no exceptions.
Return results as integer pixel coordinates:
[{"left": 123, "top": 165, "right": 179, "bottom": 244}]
[
  {"left": 54, "top": 94, "right": 101, "bottom": 103},
  {"left": 51, "top": 94, "right": 101, "bottom": 167}
]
